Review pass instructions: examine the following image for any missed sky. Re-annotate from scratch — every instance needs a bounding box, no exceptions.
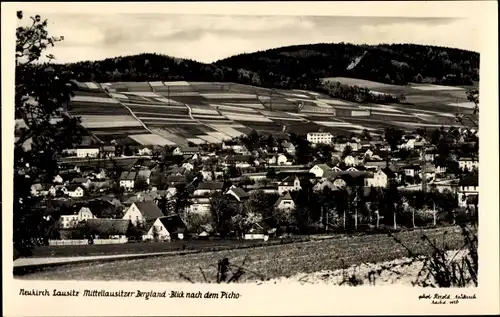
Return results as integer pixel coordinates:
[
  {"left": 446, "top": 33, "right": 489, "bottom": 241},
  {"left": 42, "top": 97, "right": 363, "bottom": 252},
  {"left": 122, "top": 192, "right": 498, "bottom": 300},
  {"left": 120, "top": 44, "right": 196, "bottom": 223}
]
[{"left": 21, "top": 14, "right": 481, "bottom": 64}]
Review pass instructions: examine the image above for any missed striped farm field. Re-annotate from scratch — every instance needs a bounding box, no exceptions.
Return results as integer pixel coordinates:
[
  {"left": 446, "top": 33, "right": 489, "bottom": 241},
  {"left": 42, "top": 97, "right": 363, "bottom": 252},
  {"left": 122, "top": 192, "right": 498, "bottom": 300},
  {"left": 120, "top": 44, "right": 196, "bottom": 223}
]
[
  {"left": 78, "top": 115, "right": 142, "bottom": 129},
  {"left": 122, "top": 82, "right": 153, "bottom": 92},
  {"left": 128, "top": 133, "right": 176, "bottom": 146},
  {"left": 186, "top": 138, "right": 207, "bottom": 145},
  {"left": 221, "top": 112, "right": 274, "bottom": 123},
  {"left": 197, "top": 135, "right": 223, "bottom": 143},
  {"left": 211, "top": 104, "right": 259, "bottom": 114},
  {"left": 217, "top": 103, "right": 266, "bottom": 110},
  {"left": 322, "top": 77, "right": 402, "bottom": 90},
  {"left": 150, "top": 128, "right": 188, "bottom": 146}
]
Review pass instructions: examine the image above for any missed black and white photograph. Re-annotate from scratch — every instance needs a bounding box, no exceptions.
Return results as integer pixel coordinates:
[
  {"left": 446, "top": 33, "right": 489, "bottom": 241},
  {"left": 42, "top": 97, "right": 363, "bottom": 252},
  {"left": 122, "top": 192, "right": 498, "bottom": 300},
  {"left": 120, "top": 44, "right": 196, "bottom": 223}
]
[{"left": 3, "top": 2, "right": 498, "bottom": 314}]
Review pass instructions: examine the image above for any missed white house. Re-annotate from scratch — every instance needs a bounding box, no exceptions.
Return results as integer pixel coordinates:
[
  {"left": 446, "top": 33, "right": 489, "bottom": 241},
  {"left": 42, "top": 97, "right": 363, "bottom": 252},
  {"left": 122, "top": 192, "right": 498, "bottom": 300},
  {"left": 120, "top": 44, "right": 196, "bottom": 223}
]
[
  {"left": 185, "top": 198, "right": 211, "bottom": 215},
  {"left": 172, "top": 146, "right": 199, "bottom": 156},
  {"left": 307, "top": 132, "right": 333, "bottom": 145},
  {"left": 193, "top": 182, "right": 224, "bottom": 197},
  {"left": 458, "top": 157, "right": 479, "bottom": 171},
  {"left": 309, "top": 164, "right": 331, "bottom": 178},
  {"left": 138, "top": 147, "right": 152, "bottom": 156},
  {"left": 278, "top": 176, "right": 302, "bottom": 195},
  {"left": 268, "top": 154, "right": 288, "bottom": 166},
  {"left": 119, "top": 171, "right": 137, "bottom": 190},
  {"left": 71, "top": 177, "right": 92, "bottom": 189},
  {"left": 137, "top": 169, "right": 152, "bottom": 185},
  {"left": 274, "top": 192, "right": 296, "bottom": 211},
  {"left": 67, "top": 185, "right": 84, "bottom": 198},
  {"left": 344, "top": 155, "right": 359, "bottom": 167},
  {"left": 122, "top": 201, "right": 164, "bottom": 226},
  {"left": 143, "top": 215, "right": 187, "bottom": 241},
  {"left": 365, "top": 168, "right": 395, "bottom": 188},
  {"left": 182, "top": 162, "right": 195, "bottom": 171},
  {"left": 76, "top": 147, "right": 100, "bottom": 158},
  {"left": 53, "top": 175, "right": 64, "bottom": 184},
  {"left": 59, "top": 207, "right": 95, "bottom": 229},
  {"left": 364, "top": 149, "right": 374, "bottom": 159}
]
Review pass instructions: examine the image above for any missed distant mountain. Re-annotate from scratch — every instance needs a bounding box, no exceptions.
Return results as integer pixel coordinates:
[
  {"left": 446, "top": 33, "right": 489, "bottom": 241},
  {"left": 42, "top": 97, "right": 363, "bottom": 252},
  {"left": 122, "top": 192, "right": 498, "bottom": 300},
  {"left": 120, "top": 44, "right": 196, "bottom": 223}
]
[
  {"left": 216, "top": 43, "right": 480, "bottom": 86},
  {"left": 53, "top": 43, "right": 479, "bottom": 91}
]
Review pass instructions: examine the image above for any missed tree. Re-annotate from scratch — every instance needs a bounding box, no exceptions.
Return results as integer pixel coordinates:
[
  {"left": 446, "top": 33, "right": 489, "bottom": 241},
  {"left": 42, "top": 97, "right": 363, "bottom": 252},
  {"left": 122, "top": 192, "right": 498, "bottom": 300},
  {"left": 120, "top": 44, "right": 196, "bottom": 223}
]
[
  {"left": 384, "top": 127, "right": 403, "bottom": 151},
  {"left": 210, "top": 193, "right": 237, "bottom": 237},
  {"left": 14, "top": 12, "right": 82, "bottom": 258},
  {"left": 134, "top": 176, "right": 148, "bottom": 191}
]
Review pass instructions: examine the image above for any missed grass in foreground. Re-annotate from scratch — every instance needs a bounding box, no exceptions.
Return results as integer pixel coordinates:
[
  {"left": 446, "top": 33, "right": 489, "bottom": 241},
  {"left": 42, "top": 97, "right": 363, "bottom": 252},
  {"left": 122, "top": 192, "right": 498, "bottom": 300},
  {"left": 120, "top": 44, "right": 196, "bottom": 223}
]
[{"left": 19, "top": 227, "right": 466, "bottom": 282}]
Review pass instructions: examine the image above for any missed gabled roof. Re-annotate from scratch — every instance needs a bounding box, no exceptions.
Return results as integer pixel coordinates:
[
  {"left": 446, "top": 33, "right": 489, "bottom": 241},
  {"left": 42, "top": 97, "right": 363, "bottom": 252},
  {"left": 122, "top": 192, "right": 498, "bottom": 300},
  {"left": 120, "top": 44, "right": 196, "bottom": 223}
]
[
  {"left": 312, "top": 164, "right": 331, "bottom": 172},
  {"left": 196, "top": 182, "right": 224, "bottom": 190},
  {"left": 119, "top": 171, "right": 137, "bottom": 181},
  {"left": 134, "top": 201, "right": 164, "bottom": 220},
  {"left": 72, "top": 177, "right": 90, "bottom": 183},
  {"left": 227, "top": 186, "right": 249, "bottom": 199},
  {"left": 66, "top": 184, "right": 83, "bottom": 191},
  {"left": 86, "top": 219, "right": 130, "bottom": 236},
  {"left": 274, "top": 192, "right": 294, "bottom": 207},
  {"left": 381, "top": 167, "right": 397, "bottom": 178},
  {"left": 157, "top": 215, "right": 188, "bottom": 234}
]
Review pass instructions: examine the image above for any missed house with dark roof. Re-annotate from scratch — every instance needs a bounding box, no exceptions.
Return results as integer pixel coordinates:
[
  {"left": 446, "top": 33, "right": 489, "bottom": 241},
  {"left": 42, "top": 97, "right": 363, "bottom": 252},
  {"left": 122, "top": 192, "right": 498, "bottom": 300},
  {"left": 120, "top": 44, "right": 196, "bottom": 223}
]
[
  {"left": 66, "top": 184, "right": 84, "bottom": 198},
  {"left": 119, "top": 171, "right": 138, "bottom": 191},
  {"left": 244, "top": 217, "right": 278, "bottom": 240},
  {"left": 193, "top": 182, "right": 224, "bottom": 197},
  {"left": 71, "top": 177, "right": 92, "bottom": 188},
  {"left": 86, "top": 219, "right": 130, "bottom": 240},
  {"left": 144, "top": 215, "right": 188, "bottom": 241},
  {"left": 364, "top": 167, "right": 395, "bottom": 188},
  {"left": 277, "top": 175, "right": 302, "bottom": 195},
  {"left": 274, "top": 192, "right": 295, "bottom": 210},
  {"left": 122, "top": 201, "right": 164, "bottom": 226},
  {"left": 309, "top": 164, "right": 332, "bottom": 178},
  {"left": 172, "top": 146, "right": 200, "bottom": 156},
  {"left": 458, "top": 173, "right": 479, "bottom": 208},
  {"left": 225, "top": 185, "right": 249, "bottom": 202},
  {"left": 223, "top": 155, "right": 253, "bottom": 168}
]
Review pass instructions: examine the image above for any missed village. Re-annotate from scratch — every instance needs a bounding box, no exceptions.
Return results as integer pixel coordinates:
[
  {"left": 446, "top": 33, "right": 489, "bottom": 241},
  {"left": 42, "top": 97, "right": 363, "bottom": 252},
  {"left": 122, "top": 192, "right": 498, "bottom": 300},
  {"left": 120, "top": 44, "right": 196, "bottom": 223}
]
[{"left": 26, "top": 125, "right": 479, "bottom": 247}]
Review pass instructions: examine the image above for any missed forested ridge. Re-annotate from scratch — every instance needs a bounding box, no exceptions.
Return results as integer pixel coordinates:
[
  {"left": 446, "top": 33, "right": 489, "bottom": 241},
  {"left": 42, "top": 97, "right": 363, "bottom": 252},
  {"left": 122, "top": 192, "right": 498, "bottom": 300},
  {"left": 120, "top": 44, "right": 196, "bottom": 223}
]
[{"left": 52, "top": 43, "right": 479, "bottom": 88}]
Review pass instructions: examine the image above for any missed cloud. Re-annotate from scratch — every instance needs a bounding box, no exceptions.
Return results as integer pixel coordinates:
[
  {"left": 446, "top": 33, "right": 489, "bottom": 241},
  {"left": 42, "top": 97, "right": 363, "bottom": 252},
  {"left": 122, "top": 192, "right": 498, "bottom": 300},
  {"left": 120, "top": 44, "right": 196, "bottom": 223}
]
[{"left": 26, "top": 14, "right": 479, "bottom": 64}]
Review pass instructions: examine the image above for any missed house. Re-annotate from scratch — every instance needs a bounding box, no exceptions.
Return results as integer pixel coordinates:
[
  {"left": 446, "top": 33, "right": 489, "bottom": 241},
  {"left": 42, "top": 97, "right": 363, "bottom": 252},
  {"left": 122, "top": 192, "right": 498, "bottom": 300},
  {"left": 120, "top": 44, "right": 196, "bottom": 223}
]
[
  {"left": 364, "top": 149, "right": 374, "bottom": 159},
  {"left": 166, "top": 175, "right": 187, "bottom": 185},
  {"left": 143, "top": 215, "right": 188, "bottom": 241},
  {"left": 172, "top": 146, "right": 199, "bottom": 156},
  {"left": 101, "top": 145, "right": 116, "bottom": 158},
  {"left": 59, "top": 207, "right": 95, "bottom": 229},
  {"left": 122, "top": 201, "right": 164, "bottom": 226},
  {"left": 119, "top": 171, "right": 137, "bottom": 190},
  {"left": 274, "top": 192, "right": 296, "bottom": 211},
  {"left": 71, "top": 177, "right": 92, "bottom": 189},
  {"left": 458, "top": 174, "right": 479, "bottom": 208},
  {"left": 226, "top": 185, "right": 249, "bottom": 202},
  {"left": 403, "top": 165, "right": 420, "bottom": 177},
  {"left": 242, "top": 172, "right": 267, "bottom": 181},
  {"left": 365, "top": 168, "right": 396, "bottom": 188},
  {"left": 343, "top": 155, "right": 359, "bottom": 167},
  {"left": 331, "top": 166, "right": 343, "bottom": 172},
  {"left": 94, "top": 169, "right": 107, "bottom": 180},
  {"left": 313, "top": 179, "right": 338, "bottom": 192},
  {"left": 223, "top": 155, "right": 253, "bottom": 168},
  {"left": 86, "top": 219, "right": 130, "bottom": 240},
  {"left": 167, "top": 166, "right": 186, "bottom": 176},
  {"left": 335, "top": 141, "right": 361, "bottom": 152},
  {"left": 309, "top": 164, "right": 332, "bottom": 178},
  {"left": 67, "top": 185, "right": 84, "bottom": 198},
  {"left": 76, "top": 147, "right": 100, "bottom": 158},
  {"left": 222, "top": 141, "right": 248, "bottom": 154},
  {"left": 53, "top": 175, "right": 64, "bottom": 184},
  {"left": 137, "top": 169, "right": 152, "bottom": 185},
  {"left": 307, "top": 132, "right": 333, "bottom": 145},
  {"left": 282, "top": 141, "right": 296, "bottom": 154},
  {"left": 193, "top": 182, "right": 224, "bottom": 197},
  {"left": 458, "top": 157, "right": 479, "bottom": 171},
  {"left": 138, "top": 147, "right": 152, "bottom": 156},
  {"left": 30, "top": 183, "right": 53, "bottom": 197},
  {"left": 185, "top": 197, "right": 211, "bottom": 215},
  {"left": 277, "top": 176, "right": 302, "bottom": 195},
  {"left": 244, "top": 217, "right": 278, "bottom": 240},
  {"left": 182, "top": 162, "right": 195, "bottom": 171},
  {"left": 423, "top": 149, "right": 438, "bottom": 162},
  {"left": 200, "top": 170, "right": 224, "bottom": 181}
]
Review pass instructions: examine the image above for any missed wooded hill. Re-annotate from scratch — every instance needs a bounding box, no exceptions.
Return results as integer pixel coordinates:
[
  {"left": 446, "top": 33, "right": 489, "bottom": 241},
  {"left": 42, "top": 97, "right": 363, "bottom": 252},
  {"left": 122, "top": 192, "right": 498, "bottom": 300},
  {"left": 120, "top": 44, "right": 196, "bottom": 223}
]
[{"left": 54, "top": 43, "right": 479, "bottom": 90}]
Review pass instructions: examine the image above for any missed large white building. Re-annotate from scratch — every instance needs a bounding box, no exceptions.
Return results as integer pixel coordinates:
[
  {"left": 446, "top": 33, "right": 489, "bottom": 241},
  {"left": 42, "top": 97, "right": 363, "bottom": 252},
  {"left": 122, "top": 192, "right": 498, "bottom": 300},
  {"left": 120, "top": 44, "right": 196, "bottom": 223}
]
[{"left": 307, "top": 132, "right": 333, "bottom": 145}]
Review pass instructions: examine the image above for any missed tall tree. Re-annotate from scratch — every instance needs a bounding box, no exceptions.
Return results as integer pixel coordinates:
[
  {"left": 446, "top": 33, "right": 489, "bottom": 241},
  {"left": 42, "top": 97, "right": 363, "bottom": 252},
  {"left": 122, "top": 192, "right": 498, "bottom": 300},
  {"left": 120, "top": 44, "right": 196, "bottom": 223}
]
[{"left": 14, "top": 12, "right": 82, "bottom": 258}]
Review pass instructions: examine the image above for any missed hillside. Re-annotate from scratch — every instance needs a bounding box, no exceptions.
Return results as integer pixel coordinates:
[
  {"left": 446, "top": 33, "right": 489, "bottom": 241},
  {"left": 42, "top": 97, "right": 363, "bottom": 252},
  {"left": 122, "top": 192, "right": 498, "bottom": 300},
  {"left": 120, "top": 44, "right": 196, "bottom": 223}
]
[
  {"left": 54, "top": 43, "right": 479, "bottom": 90},
  {"left": 216, "top": 43, "right": 480, "bottom": 87}
]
